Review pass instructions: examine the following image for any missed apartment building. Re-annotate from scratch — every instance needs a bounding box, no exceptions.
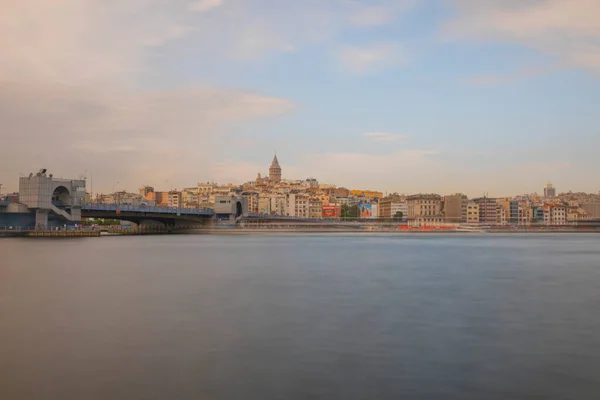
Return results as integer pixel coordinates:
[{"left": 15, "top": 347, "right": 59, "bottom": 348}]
[
  {"left": 544, "top": 203, "right": 567, "bottom": 225},
  {"left": 270, "top": 194, "right": 287, "bottom": 215},
  {"left": 444, "top": 194, "right": 468, "bottom": 223},
  {"left": 473, "top": 197, "right": 499, "bottom": 224},
  {"left": 407, "top": 194, "right": 443, "bottom": 227},
  {"left": 287, "top": 193, "right": 309, "bottom": 218},
  {"left": 466, "top": 202, "right": 480, "bottom": 223},
  {"left": 242, "top": 192, "right": 260, "bottom": 213},
  {"left": 167, "top": 191, "right": 182, "bottom": 208},
  {"left": 309, "top": 198, "right": 323, "bottom": 219},
  {"left": 378, "top": 196, "right": 407, "bottom": 219}
]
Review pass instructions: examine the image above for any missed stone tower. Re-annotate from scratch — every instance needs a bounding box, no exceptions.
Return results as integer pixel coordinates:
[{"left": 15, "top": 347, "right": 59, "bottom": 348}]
[{"left": 269, "top": 154, "right": 282, "bottom": 184}]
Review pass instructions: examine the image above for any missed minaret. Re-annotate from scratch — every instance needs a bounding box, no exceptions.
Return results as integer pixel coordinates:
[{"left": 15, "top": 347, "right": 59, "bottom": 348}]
[{"left": 269, "top": 154, "right": 282, "bottom": 184}]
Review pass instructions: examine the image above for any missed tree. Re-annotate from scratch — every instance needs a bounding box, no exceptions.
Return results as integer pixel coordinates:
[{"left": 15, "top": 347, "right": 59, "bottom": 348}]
[
  {"left": 393, "top": 211, "right": 403, "bottom": 221},
  {"left": 341, "top": 204, "right": 359, "bottom": 219}
]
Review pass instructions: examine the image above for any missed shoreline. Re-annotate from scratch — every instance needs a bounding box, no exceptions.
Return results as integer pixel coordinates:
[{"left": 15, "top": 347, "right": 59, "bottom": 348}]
[
  {"left": 194, "top": 228, "right": 600, "bottom": 235},
  {"left": 2, "top": 227, "right": 599, "bottom": 238}
]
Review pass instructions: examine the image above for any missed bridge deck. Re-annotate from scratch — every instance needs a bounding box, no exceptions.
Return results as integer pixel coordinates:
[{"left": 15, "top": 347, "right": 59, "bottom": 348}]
[{"left": 83, "top": 204, "right": 214, "bottom": 216}]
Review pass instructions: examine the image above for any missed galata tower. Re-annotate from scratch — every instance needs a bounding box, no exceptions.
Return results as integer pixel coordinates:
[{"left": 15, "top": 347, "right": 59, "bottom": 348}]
[{"left": 269, "top": 154, "right": 282, "bottom": 184}]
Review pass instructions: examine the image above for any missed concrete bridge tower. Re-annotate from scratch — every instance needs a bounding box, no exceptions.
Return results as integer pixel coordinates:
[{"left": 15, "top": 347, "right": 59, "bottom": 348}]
[{"left": 19, "top": 169, "right": 86, "bottom": 227}]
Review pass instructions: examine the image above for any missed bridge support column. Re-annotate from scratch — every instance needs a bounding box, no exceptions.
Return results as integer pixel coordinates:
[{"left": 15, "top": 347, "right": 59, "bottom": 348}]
[
  {"left": 36, "top": 209, "right": 49, "bottom": 229},
  {"left": 138, "top": 219, "right": 166, "bottom": 233}
]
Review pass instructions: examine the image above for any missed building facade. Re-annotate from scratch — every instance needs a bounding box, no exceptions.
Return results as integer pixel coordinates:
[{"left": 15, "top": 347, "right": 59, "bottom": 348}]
[
  {"left": 466, "top": 202, "right": 480, "bottom": 224},
  {"left": 518, "top": 203, "right": 534, "bottom": 225},
  {"left": 473, "top": 197, "right": 499, "bottom": 224},
  {"left": 544, "top": 203, "right": 567, "bottom": 225},
  {"left": 582, "top": 200, "right": 600, "bottom": 219},
  {"left": 444, "top": 194, "right": 467, "bottom": 223},
  {"left": 258, "top": 194, "right": 271, "bottom": 214},
  {"left": 286, "top": 193, "right": 309, "bottom": 218},
  {"left": 167, "top": 191, "right": 182, "bottom": 208},
  {"left": 309, "top": 199, "right": 323, "bottom": 219},
  {"left": 407, "top": 194, "right": 443, "bottom": 227},
  {"left": 242, "top": 192, "right": 260, "bottom": 213},
  {"left": 544, "top": 183, "right": 556, "bottom": 198},
  {"left": 378, "top": 196, "right": 407, "bottom": 219},
  {"left": 139, "top": 186, "right": 154, "bottom": 197},
  {"left": 496, "top": 206, "right": 507, "bottom": 225},
  {"left": 270, "top": 194, "right": 287, "bottom": 215}
]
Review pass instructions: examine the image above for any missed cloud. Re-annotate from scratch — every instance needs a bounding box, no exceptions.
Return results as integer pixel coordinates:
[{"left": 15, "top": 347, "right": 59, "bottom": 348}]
[
  {"left": 189, "top": 0, "right": 224, "bottom": 13},
  {"left": 445, "top": 0, "right": 600, "bottom": 72},
  {"left": 0, "top": 81, "right": 293, "bottom": 192},
  {"left": 0, "top": 1, "right": 197, "bottom": 85},
  {"left": 0, "top": 0, "right": 423, "bottom": 192},
  {"left": 336, "top": 43, "right": 408, "bottom": 74},
  {"left": 349, "top": 2, "right": 415, "bottom": 27},
  {"left": 186, "top": 0, "right": 416, "bottom": 60},
  {"left": 465, "top": 65, "right": 559, "bottom": 85},
  {"left": 0, "top": 0, "right": 298, "bottom": 193},
  {"left": 350, "top": 6, "right": 395, "bottom": 27},
  {"left": 363, "top": 132, "right": 410, "bottom": 142}
]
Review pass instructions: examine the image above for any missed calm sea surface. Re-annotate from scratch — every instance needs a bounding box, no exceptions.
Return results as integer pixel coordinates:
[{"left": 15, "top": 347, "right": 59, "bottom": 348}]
[{"left": 1, "top": 234, "right": 600, "bottom": 399}]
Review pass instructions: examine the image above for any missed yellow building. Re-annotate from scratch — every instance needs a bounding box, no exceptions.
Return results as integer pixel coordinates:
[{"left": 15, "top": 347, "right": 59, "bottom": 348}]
[
  {"left": 466, "top": 202, "right": 480, "bottom": 224},
  {"left": 350, "top": 189, "right": 383, "bottom": 198}
]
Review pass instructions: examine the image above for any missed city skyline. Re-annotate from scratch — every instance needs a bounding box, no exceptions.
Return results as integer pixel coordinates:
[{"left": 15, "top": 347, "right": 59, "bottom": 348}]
[
  {"left": 2, "top": 156, "right": 597, "bottom": 200},
  {"left": 2, "top": 1, "right": 600, "bottom": 196}
]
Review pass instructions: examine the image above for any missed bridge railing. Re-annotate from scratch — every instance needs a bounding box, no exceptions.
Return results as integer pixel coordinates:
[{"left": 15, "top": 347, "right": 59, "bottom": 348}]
[
  {"left": 0, "top": 226, "right": 36, "bottom": 231},
  {"left": 0, "top": 226, "right": 93, "bottom": 231},
  {"left": 83, "top": 203, "right": 214, "bottom": 216}
]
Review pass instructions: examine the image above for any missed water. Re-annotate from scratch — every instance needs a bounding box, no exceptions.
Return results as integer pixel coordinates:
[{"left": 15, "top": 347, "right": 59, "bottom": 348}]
[{"left": 1, "top": 234, "right": 600, "bottom": 399}]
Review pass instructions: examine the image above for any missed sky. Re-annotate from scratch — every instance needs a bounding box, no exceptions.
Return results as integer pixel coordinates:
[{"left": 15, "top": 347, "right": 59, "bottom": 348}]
[{"left": 1, "top": 0, "right": 600, "bottom": 197}]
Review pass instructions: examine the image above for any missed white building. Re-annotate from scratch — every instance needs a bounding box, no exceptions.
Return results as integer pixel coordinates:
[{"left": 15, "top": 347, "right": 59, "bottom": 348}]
[
  {"left": 286, "top": 193, "right": 309, "bottom": 218},
  {"left": 391, "top": 202, "right": 408, "bottom": 220},
  {"left": 197, "top": 183, "right": 215, "bottom": 195},
  {"left": 270, "top": 194, "right": 287, "bottom": 215},
  {"left": 544, "top": 203, "right": 567, "bottom": 225}
]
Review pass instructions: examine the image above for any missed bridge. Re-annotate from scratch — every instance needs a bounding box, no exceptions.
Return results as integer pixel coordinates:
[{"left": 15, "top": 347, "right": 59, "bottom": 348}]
[
  {"left": 80, "top": 205, "right": 340, "bottom": 230},
  {"left": 3, "top": 171, "right": 363, "bottom": 233},
  {"left": 81, "top": 203, "right": 215, "bottom": 229}
]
